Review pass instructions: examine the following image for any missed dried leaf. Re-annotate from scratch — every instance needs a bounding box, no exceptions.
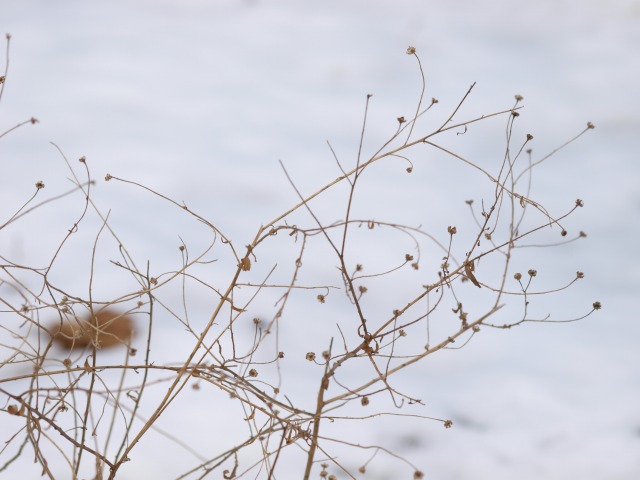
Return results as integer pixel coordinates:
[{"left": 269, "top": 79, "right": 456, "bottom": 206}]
[{"left": 464, "top": 260, "right": 481, "bottom": 288}]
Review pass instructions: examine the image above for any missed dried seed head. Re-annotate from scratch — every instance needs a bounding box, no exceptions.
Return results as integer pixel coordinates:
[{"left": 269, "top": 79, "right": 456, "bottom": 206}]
[
  {"left": 278, "top": 351, "right": 284, "bottom": 359},
  {"left": 63, "top": 358, "right": 72, "bottom": 369},
  {"left": 405, "top": 253, "right": 414, "bottom": 261},
  {"left": 79, "top": 156, "right": 86, "bottom": 163},
  {"left": 306, "top": 352, "right": 316, "bottom": 361},
  {"left": 30, "top": 117, "right": 38, "bottom": 124},
  {"left": 528, "top": 269, "right": 537, "bottom": 277},
  {"left": 399, "top": 329, "right": 407, "bottom": 337},
  {"left": 579, "top": 230, "right": 587, "bottom": 237},
  {"left": 178, "top": 245, "right": 185, "bottom": 251},
  {"left": 248, "top": 369, "right": 258, "bottom": 377},
  {"left": 411, "top": 262, "right": 419, "bottom": 270},
  {"left": 252, "top": 317, "right": 261, "bottom": 325},
  {"left": 361, "top": 396, "right": 370, "bottom": 406},
  {"left": 239, "top": 257, "right": 251, "bottom": 271},
  {"left": 511, "top": 111, "right": 520, "bottom": 117},
  {"left": 358, "top": 285, "right": 368, "bottom": 294},
  {"left": 526, "top": 133, "right": 534, "bottom": 141},
  {"left": 317, "top": 294, "right": 326, "bottom": 304},
  {"left": 576, "top": 198, "right": 584, "bottom": 207},
  {"left": 448, "top": 225, "right": 457, "bottom": 235},
  {"left": 35, "top": 181, "right": 45, "bottom": 189},
  {"left": 322, "top": 350, "right": 330, "bottom": 360},
  {"left": 414, "top": 470, "right": 425, "bottom": 479},
  {"left": 443, "top": 419, "right": 453, "bottom": 429},
  {"left": 587, "top": 122, "right": 595, "bottom": 129},
  {"left": 515, "top": 94, "right": 524, "bottom": 101},
  {"left": 561, "top": 229, "right": 568, "bottom": 237},
  {"left": 576, "top": 271, "right": 584, "bottom": 279},
  {"left": 356, "top": 264, "right": 363, "bottom": 272},
  {"left": 0, "top": 75, "right": 5, "bottom": 84},
  {"left": 406, "top": 46, "right": 416, "bottom": 55},
  {"left": 514, "top": 272, "right": 522, "bottom": 280},
  {"left": 105, "top": 174, "right": 112, "bottom": 181},
  {"left": 358, "top": 466, "right": 366, "bottom": 474},
  {"left": 397, "top": 116, "right": 406, "bottom": 124},
  {"left": 150, "top": 277, "right": 158, "bottom": 285},
  {"left": 593, "top": 301, "right": 602, "bottom": 310},
  {"left": 465, "top": 199, "right": 474, "bottom": 205}
]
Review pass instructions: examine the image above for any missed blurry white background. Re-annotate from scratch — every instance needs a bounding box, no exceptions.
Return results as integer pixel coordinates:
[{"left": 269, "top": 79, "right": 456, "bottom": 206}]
[{"left": 1, "top": 0, "right": 639, "bottom": 479}]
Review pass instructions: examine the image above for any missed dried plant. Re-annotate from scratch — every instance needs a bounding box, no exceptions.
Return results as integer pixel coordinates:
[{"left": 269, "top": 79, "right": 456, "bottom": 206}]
[{"left": 1, "top": 37, "right": 600, "bottom": 480}]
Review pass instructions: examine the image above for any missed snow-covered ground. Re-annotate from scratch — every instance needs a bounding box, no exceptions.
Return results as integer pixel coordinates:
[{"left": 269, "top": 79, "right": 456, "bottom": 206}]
[{"left": 1, "top": 0, "right": 639, "bottom": 478}]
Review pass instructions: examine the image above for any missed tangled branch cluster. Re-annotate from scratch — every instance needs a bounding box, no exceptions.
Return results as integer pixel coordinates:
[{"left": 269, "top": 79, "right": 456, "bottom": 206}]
[{"left": 1, "top": 39, "right": 599, "bottom": 479}]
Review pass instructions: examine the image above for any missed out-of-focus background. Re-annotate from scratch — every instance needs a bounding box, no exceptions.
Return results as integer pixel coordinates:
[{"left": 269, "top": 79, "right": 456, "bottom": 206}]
[{"left": 1, "top": 0, "right": 639, "bottom": 478}]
